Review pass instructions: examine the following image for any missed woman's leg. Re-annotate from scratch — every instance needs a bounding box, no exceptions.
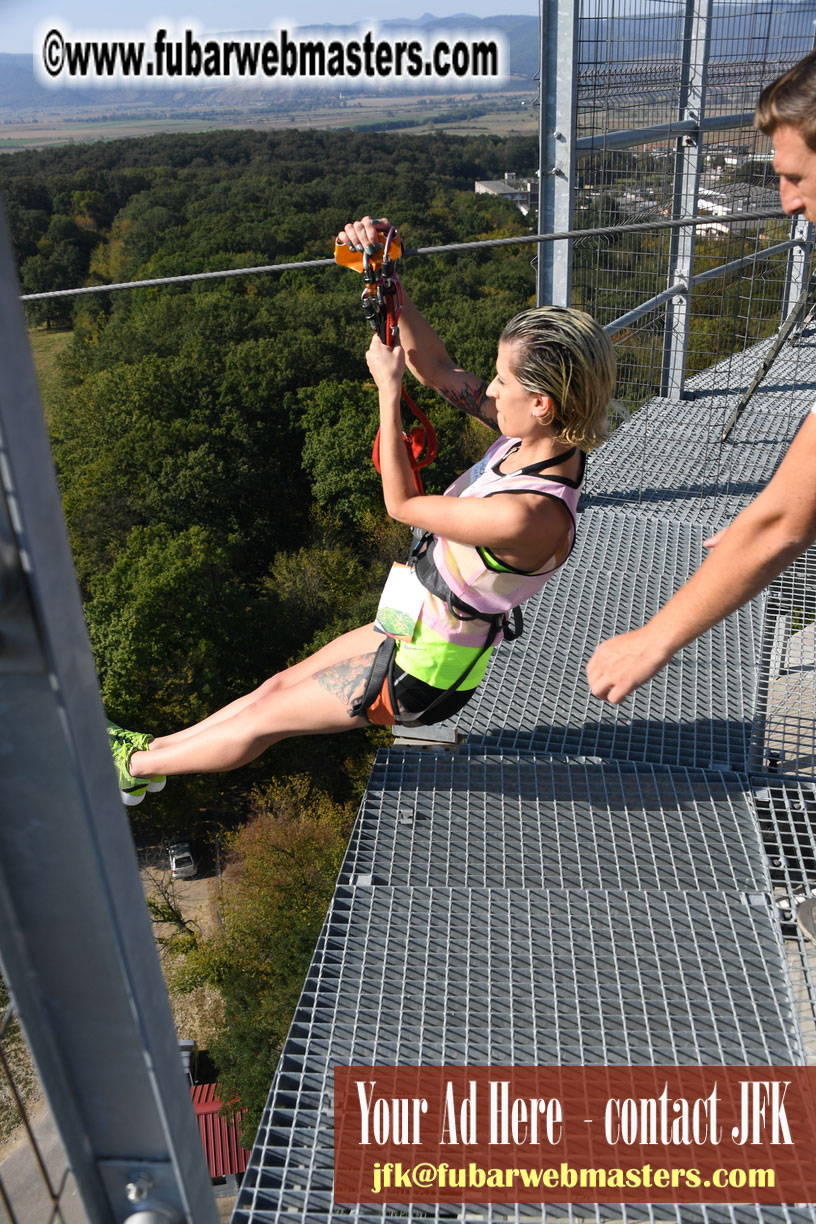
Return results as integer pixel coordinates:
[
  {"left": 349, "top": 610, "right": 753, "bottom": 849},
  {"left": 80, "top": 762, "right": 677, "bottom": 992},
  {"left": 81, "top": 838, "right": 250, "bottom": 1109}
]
[
  {"left": 148, "top": 623, "right": 380, "bottom": 750},
  {"left": 129, "top": 624, "right": 384, "bottom": 777}
]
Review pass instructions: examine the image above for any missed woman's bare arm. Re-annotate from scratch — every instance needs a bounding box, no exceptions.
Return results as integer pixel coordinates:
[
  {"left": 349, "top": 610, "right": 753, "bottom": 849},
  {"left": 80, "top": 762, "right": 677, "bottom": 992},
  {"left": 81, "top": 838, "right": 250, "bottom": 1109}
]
[
  {"left": 365, "top": 334, "right": 565, "bottom": 570},
  {"left": 337, "top": 215, "right": 499, "bottom": 430}
]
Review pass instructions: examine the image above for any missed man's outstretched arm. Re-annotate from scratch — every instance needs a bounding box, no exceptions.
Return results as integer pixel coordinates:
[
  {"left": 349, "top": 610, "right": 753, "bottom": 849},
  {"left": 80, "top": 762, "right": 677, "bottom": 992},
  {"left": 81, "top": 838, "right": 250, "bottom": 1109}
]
[{"left": 586, "top": 410, "right": 816, "bottom": 703}]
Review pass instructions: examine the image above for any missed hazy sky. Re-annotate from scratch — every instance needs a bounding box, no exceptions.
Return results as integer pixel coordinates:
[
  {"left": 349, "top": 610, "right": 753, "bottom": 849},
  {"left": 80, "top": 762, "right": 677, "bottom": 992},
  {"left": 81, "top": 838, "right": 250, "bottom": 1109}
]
[{"left": 2, "top": 1, "right": 538, "bottom": 54}]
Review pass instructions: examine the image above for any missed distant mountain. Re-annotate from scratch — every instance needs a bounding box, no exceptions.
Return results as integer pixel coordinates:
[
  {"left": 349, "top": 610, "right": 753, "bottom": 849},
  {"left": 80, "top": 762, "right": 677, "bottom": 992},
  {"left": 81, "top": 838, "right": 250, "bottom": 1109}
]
[
  {"left": 192, "top": 14, "right": 543, "bottom": 82},
  {"left": 579, "top": 2, "right": 815, "bottom": 66},
  {"left": 1, "top": 4, "right": 812, "bottom": 117},
  {"left": 0, "top": 15, "right": 539, "bottom": 116}
]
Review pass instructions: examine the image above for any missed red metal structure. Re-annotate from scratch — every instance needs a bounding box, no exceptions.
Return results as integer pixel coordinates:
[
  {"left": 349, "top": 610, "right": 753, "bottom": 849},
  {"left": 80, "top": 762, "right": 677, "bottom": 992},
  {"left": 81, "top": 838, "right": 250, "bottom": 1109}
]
[{"left": 190, "top": 1084, "right": 250, "bottom": 1180}]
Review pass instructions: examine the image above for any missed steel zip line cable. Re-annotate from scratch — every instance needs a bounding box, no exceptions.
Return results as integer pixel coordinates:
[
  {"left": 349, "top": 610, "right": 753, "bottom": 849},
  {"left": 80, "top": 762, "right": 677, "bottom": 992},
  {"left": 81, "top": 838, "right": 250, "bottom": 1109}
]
[{"left": 19, "top": 208, "right": 787, "bottom": 301}]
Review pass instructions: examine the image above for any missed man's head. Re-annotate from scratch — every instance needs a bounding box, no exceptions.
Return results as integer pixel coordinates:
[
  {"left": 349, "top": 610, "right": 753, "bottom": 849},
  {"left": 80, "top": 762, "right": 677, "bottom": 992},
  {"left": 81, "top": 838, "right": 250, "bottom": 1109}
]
[{"left": 756, "top": 52, "right": 816, "bottom": 221}]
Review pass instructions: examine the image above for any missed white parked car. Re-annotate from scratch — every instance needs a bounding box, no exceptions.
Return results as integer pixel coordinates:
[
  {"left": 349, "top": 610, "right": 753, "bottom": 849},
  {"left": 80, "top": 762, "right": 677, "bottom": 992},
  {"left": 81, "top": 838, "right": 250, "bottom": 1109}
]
[{"left": 169, "top": 841, "right": 197, "bottom": 880}]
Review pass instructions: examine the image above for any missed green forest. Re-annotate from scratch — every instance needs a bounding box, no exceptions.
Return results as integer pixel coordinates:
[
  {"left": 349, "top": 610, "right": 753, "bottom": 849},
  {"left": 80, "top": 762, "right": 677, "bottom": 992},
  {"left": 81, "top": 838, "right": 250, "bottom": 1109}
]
[
  {"left": 0, "top": 126, "right": 788, "bottom": 1139},
  {"left": 1, "top": 127, "right": 543, "bottom": 1138}
]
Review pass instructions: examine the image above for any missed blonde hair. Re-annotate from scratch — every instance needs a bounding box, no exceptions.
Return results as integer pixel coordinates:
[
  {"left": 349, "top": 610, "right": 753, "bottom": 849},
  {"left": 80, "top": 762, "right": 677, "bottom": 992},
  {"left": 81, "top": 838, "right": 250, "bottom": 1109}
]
[
  {"left": 500, "top": 305, "right": 616, "bottom": 451},
  {"left": 755, "top": 51, "right": 816, "bottom": 150}
]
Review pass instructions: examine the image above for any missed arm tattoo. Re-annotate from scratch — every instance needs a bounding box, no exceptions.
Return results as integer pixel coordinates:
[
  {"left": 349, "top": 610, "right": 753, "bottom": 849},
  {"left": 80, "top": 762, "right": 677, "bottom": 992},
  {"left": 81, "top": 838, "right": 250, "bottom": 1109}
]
[
  {"left": 436, "top": 378, "right": 499, "bottom": 432},
  {"left": 314, "top": 652, "right": 377, "bottom": 715}
]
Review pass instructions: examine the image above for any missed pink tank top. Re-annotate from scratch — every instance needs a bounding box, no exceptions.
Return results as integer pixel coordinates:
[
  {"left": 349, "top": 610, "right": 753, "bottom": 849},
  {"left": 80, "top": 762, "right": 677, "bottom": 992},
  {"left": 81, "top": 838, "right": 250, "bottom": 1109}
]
[{"left": 418, "top": 434, "right": 585, "bottom": 644}]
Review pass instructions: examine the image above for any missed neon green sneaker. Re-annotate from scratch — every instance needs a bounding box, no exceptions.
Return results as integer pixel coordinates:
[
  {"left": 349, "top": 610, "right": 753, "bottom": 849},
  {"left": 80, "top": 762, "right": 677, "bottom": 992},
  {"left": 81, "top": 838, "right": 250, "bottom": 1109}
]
[{"left": 106, "top": 721, "right": 165, "bottom": 805}]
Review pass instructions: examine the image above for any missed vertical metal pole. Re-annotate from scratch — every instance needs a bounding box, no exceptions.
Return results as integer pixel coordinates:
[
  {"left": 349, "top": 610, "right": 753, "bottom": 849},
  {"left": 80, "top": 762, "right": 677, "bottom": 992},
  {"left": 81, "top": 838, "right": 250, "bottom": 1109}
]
[
  {"left": 660, "top": 0, "right": 713, "bottom": 399},
  {"left": 0, "top": 198, "right": 218, "bottom": 1224},
  {"left": 537, "top": 0, "right": 578, "bottom": 307},
  {"left": 779, "top": 20, "right": 816, "bottom": 324},
  {"left": 782, "top": 215, "right": 813, "bottom": 320}
]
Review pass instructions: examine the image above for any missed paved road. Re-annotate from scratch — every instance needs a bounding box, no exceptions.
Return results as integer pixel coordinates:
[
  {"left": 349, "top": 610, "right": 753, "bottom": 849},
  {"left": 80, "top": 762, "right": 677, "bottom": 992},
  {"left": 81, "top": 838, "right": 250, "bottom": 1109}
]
[
  {"left": 1, "top": 1107, "right": 236, "bottom": 1223},
  {"left": 0, "top": 1106, "right": 85, "bottom": 1224}
]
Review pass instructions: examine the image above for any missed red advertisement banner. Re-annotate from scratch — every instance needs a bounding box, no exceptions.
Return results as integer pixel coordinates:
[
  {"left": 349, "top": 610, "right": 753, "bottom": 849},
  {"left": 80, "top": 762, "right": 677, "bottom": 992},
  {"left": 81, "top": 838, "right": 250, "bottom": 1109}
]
[{"left": 334, "top": 1066, "right": 816, "bottom": 1203}]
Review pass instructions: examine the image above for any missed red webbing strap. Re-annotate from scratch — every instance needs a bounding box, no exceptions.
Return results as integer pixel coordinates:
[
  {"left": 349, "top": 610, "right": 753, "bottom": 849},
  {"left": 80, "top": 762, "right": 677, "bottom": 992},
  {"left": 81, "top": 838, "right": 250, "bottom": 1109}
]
[
  {"left": 371, "top": 387, "right": 438, "bottom": 494},
  {"left": 370, "top": 261, "right": 437, "bottom": 494}
]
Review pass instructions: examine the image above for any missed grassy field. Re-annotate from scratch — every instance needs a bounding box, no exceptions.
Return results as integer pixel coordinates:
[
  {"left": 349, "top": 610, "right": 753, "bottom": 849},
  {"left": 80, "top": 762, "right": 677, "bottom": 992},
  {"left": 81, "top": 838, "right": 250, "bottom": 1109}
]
[
  {"left": 0, "top": 89, "right": 537, "bottom": 150},
  {"left": 28, "top": 328, "right": 72, "bottom": 424}
]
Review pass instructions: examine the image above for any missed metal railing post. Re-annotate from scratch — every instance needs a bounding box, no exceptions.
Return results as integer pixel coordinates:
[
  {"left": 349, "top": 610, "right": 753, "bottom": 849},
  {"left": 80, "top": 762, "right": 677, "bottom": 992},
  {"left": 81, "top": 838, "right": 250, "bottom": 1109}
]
[
  {"left": 782, "top": 215, "right": 814, "bottom": 319},
  {"left": 0, "top": 197, "right": 218, "bottom": 1224},
  {"left": 536, "top": 0, "right": 578, "bottom": 308},
  {"left": 660, "top": 0, "right": 714, "bottom": 399}
]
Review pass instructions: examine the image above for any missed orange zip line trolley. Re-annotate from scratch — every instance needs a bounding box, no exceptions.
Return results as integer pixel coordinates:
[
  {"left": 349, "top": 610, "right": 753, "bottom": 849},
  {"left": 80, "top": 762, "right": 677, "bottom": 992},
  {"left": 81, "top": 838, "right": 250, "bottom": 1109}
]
[{"left": 335, "top": 226, "right": 437, "bottom": 494}]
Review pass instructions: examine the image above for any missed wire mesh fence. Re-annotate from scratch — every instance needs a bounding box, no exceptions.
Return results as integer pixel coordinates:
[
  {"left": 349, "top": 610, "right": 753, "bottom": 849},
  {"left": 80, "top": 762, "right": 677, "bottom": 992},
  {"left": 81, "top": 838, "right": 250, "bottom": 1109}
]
[
  {"left": 0, "top": 985, "right": 76, "bottom": 1224},
  {"left": 570, "top": 0, "right": 815, "bottom": 409}
]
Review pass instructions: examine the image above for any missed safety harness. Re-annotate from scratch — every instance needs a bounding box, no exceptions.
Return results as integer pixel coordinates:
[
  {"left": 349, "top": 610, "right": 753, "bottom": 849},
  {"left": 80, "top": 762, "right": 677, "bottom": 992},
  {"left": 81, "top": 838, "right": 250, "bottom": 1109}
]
[
  {"left": 411, "top": 531, "right": 524, "bottom": 643},
  {"left": 349, "top": 609, "right": 508, "bottom": 727},
  {"left": 335, "top": 227, "right": 437, "bottom": 493},
  {"left": 349, "top": 530, "right": 523, "bottom": 727}
]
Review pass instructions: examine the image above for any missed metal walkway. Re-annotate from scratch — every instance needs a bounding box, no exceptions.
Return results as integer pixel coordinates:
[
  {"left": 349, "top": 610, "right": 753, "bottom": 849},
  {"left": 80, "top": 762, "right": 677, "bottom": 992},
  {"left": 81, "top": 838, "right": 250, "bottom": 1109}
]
[
  {"left": 449, "top": 507, "right": 763, "bottom": 770},
  {"left": 582, "top": 332, "right": 816, "bottom": 530},
  {"left": 234, "top": 328, "right": 816, "bottom": 1224}
]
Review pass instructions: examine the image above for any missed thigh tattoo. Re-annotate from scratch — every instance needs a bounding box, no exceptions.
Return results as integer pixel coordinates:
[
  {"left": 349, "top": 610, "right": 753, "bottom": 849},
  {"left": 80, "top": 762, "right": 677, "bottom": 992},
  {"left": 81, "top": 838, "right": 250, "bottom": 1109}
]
[{"left": 314, "top": 652, "right": 377, "bottom": 715}]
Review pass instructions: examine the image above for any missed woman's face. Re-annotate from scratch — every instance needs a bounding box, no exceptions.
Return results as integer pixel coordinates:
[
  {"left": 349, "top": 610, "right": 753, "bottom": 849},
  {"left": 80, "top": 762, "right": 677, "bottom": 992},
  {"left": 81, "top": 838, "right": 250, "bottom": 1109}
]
[{"left": 486, "top": 340, "right": 542, "bottom": 435}]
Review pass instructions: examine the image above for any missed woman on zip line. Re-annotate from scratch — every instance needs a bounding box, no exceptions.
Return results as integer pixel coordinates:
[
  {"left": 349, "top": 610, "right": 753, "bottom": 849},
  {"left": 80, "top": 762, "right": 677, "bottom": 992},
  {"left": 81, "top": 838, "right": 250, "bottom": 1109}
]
[{"left": 107, "top": 215, "right": 615, "bottom": 804}]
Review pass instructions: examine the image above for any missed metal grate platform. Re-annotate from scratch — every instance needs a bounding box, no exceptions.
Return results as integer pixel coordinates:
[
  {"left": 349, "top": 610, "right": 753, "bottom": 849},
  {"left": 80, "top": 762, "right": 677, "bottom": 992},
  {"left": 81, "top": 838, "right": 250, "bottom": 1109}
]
[
  {"left": 340, "top": 752, "right": 766, "bottom": 894},
  {"left": 750, "top": 561, "right": 816, "bottom": 779},
  {"left": 234, "top": 886, "right": 806, "bottom": 1224},
  {"left": 749, "top": 779, "right": 816, "bottom": 1060},
  {"left": 445, "top": 508, "right": 763, "bottom": 771},
  {"left": 582, "top": 396, "right": 801, "bottom": 528},
  {"left": 235, "top": 1201, "right": 816, "bottom": 1224},
  {"left": 754, "top": 779, "right": 816, "bottom": 897},
  {"left": 582, "top": 330, "right": 816, "bottom": 529},
  {"left": 685, "top": 328, "right": 816, "bottom": 403},
  {"left": 234, "top": 1196, "right": 816, "bottom": 1224}
]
